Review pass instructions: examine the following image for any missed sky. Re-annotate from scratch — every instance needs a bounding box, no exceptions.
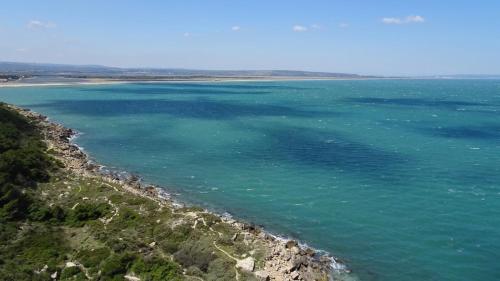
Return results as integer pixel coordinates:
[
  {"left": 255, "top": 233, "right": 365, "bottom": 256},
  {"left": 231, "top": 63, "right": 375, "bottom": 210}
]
[{"left": 1, "top": 0, "right": 500, "bottom": 76}]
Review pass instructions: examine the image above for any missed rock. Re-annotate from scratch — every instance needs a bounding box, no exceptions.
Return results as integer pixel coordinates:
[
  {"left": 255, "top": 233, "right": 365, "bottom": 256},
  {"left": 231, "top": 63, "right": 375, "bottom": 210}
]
[
  {"left": 291, "top": 271, "right": 300, "bottom": 280},
  {"left": 65, "top": 262, "right": 77, "bottom": 268},
  {"left": 291, "top": 246, "right": 300, "bottom": 254},
  {"left": 254, "top": 270, "right": 270, "bottom": 281},
  {"left": 293, "top": 256, "right": 308, "bottom": 270},
  {"left": 51, "top": 271, "right": 58, "bottom": 279},
  {"left": 236, "top": 257, "right": 255, "bottom": 272},
  {"left": 124, "top": 275, "right": 141, "bottom": 281},
  {"left": 304, "top": 248, "right": 315, "bottom": 257},
  {"left": 39, "top": 264, "right": 49, "bottom": 273},
  {"left": 285, "top": 240, "right": 298, "bottom": 249},
  {"left": 232, "top": 233, "right": 239, "bottom": 241},
  {"left": 149, "top": 241, "right": 156, "bottom": 247}
]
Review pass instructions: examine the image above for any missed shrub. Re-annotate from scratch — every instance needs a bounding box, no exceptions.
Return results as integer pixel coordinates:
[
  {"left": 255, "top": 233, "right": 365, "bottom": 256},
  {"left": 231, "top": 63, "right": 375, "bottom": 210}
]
[
  {"left": 28, "top": 204, "right": 66, "bottom": 223},
  {"left": 66, "top": 202, "right": 110, "bottom": 226},
  {"left": 131, "top": 256, "right": 182, "bottom": 281},
  {"left": 173, "top": 238, "right": 216, "bottom": 272},
  {"left": 117, "top": 207, "right": 140, "bottom": 226},
  {"left": 100, "top": 253, "right": 136, "bottom": 278},
  {"left": 185, "top": 265, "right": 204, "bottom": 277},
  {"left": 0, "top": 184, "right": 32, "bottom": 221},
  {"left": 76, "top": 247, "right": 110, "bottom": 268},
  {"left": 206, "top": 258, "right": 236, "bottom": 281},
  {"left": 2, "top": 225, "right": 69, "bottom": 271},
  {"left": 0, "top": 104, "right": 55, "bottom": 222},
  {"left": 60, "top": 266, "right": 82, "bottom": 279}
]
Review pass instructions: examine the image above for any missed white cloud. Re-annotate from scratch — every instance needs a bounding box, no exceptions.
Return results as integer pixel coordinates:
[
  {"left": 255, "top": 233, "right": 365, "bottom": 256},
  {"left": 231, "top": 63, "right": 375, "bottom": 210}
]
[
  {"left": 311, "top": 24, "right": 322, "bottom": 30},
  {"left": 382, "top": 17, "right": 402, "bottom": 24},
  {"left": 339, "top": 23, "right": 349, "bottom": 28},
  {"left": 406, "top": 15, "right": 425, "bottom": 23},
  {"left": 292, "top": 25, "right": 308, "bottom": 32},
  {"left": 382, "top": 15, "right": 425, "bottom": 25},
  {"left": 231, "top": 25, "right": 241, "bottom": 31},
  {"left": 16, "top": 48, "right": 28, "bottom": 52},
  {"left": 27, "top": 20, "right": 56, "bottom": 30},
  {"left": 183, "top": 32, "right": 190, "bottom": 37}
]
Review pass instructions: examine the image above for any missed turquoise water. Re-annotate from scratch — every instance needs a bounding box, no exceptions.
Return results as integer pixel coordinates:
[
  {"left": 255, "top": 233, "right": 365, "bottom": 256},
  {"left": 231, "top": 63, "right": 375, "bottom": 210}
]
[{"left": 1, "top": 80, "right": 499, "bottom": 281}]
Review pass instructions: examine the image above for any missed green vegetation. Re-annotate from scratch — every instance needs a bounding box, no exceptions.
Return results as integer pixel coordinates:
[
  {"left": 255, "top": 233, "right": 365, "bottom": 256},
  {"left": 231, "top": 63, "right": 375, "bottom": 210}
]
[
  {"left": 0, "top": 104, "right": 54, "bottom": 221},
  {"left": 0, "top": 103, "right": 266, "bottom": 280}
]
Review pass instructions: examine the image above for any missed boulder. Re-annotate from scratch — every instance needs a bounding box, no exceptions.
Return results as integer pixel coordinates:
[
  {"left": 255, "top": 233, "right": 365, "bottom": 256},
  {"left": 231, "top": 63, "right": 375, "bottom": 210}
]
[
  {"left": 124, "top": 275, "right": 141, "bottom": 281},
  {"left": 304, "top": 248, "right": 315, "bottom": 257},
  {"left": 254, "top": 270, "right": 270, "bottom": 281},
  {"left": 285, "top": 240, "right": 298, "bottom": 249},
  {"left": 236, "top": 257, "right": 255, "bottom": 272}
]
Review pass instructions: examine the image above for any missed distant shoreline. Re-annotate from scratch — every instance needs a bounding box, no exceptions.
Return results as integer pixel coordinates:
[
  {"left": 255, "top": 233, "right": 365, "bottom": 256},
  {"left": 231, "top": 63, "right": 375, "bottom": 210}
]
[{"left": 0, "top": 76, "right": 394, "bottom": 88}]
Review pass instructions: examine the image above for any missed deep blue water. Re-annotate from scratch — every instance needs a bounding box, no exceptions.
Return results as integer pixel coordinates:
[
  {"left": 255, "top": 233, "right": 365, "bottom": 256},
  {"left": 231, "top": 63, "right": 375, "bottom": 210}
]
[{"left": 1, "top": 79, "right": 499, "bottom": 281}]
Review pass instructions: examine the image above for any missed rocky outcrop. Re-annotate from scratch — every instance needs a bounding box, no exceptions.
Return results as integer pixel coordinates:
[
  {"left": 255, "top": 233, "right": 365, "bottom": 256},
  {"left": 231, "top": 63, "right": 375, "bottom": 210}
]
[{"left": 236, "top": 257, "right": 255, "bottom": 272}]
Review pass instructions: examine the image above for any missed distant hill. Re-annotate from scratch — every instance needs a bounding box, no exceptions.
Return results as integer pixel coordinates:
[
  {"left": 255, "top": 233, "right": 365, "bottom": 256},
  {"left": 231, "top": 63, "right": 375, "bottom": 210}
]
[{"left": 0, "top": 61, "right": 371, "bottom": 78}]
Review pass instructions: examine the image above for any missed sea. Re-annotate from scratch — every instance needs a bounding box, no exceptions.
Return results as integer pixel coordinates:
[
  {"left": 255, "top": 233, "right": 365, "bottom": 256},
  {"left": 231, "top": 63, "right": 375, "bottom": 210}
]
[{"left": 1, "top": 79, "right": 499, "bottom": 281}]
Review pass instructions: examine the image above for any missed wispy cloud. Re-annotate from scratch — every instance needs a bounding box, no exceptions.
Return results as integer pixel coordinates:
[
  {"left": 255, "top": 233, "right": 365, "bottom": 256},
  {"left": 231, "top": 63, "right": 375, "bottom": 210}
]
[
  {"left": 382, "top": 17, "right": 402, "bottom": 24},
  {"left": 15, "top": 48, "right": 28, "bottom": 52},
  {"left": 292, "top": 25, "right": 308, "bottom": 32},
  {"left": 183, "top": 32, "right": 190, "bottom": 37},
  {"left": 339, "top": 23, "right": 349, "bottom": 28},
  {"left": 311, "top": 24, "right": 322, "bottom": 30},
  {"left": 382, "top": 15, "right": 425, "bottom": 25},
  {"left": 406, "top": 15, "right": 425, "bottom": 23},
  {"left": 231, "top": 25, "right": 241, "bottom": 31},
  {"left": 27, "top": 20, "right": 56, "bottom": 30}
]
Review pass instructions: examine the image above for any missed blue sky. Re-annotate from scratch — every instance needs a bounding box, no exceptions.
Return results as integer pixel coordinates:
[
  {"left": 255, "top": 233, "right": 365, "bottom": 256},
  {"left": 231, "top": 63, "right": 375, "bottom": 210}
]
[{"left": 1, "top": 0, "right": 499, "bottom": 75}]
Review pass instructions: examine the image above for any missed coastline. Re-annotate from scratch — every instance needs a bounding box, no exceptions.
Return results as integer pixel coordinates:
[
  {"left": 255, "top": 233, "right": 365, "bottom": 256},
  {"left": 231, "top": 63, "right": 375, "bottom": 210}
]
[
  {"left": 0, "top": 76, "right": 392, "bottom": 88},
  {"left": 7, "top": 103, "right": 350, "bottom": 281}
]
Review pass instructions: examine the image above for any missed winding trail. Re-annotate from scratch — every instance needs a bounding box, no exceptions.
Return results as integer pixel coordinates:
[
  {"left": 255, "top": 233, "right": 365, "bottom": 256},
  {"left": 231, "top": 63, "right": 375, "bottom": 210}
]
[{"left": 213, "top": 241, "right": 241, "bottom": 281}]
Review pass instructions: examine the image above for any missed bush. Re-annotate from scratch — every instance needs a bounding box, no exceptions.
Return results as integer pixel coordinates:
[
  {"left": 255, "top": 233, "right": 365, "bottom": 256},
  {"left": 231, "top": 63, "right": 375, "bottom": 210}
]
[
  {"left": 153, "top": 222, "right": 194, "bottom": 254},
  {"left": 0, "top": 123, "right": 20, "bottom": 153},
  {"left": 0, "top": 144, "right": 53, "bottom": 186},
  {"left": 28, "top": 204, "right": 66, "bottom": 223},
  {"left": 0, "top": 184, "right": 32, "bottom": 221},
  {"left": 117, "top": 207, "right": 140, "bottom": 226},
  {"left": 66, "top": 202, "right": 110, "bottom": 226},
  {"left": 100, "top": 253, "right": 136, "bottom": 278},
  {"left": 76, "top": 247, "right": 110, "bottom": 268},
  {"left": 131, "top": 256, "right": 182, "bottom": 281},
  {"left": 206, "top": 258, "right": 236, "bottom": 281},
  {"left": 60, "top": 266, "right": 82, "bottom": 279},
  {"left": 185, "top": 265, "right": 204, "bottom": 277},
  {"left": 0, "top": 104, "right": 55, "bottom": 222},
  {"left": 0, "top": 225, "right": 69, "bottom": 274},
  {"left": 173, "top": 238, "right": 216, "bottom": 272}
]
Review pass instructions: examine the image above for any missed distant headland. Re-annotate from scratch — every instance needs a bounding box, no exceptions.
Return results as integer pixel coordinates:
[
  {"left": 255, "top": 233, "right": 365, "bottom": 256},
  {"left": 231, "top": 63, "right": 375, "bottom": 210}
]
[{"left": 0, "top": 61, "right": 381, "bottom": 87}]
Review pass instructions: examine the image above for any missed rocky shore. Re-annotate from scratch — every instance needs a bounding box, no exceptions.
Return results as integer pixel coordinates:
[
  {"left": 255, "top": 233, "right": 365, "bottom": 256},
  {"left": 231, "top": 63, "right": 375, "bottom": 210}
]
[{"left": 9, "top": 104, "right": 347, "bottom": 281}]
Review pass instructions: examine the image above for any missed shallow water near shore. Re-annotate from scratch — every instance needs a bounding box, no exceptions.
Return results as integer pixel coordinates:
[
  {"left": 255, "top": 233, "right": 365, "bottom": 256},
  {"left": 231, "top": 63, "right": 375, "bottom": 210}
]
[{"left": 1, "top": 79, "right": 500, "bottom": 281}]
